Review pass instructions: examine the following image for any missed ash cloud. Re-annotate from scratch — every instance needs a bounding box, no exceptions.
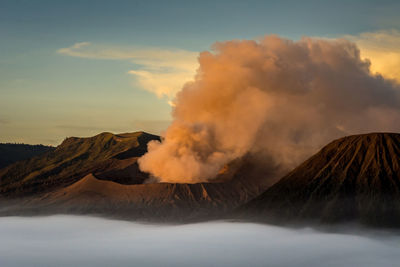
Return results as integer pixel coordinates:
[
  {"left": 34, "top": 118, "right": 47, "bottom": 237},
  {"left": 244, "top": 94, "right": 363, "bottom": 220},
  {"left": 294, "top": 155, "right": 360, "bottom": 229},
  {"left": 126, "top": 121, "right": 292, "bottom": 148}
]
[{"left": 139, "top": 35, "right": 400, "bottom": 183}]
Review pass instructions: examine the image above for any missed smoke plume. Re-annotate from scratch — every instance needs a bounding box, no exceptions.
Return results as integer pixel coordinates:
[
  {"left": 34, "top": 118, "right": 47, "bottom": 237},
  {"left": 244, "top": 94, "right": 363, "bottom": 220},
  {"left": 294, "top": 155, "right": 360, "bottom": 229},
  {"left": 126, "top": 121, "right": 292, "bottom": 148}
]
[{"left": 138, "top": 35, "right": 400, "bottom": 183}]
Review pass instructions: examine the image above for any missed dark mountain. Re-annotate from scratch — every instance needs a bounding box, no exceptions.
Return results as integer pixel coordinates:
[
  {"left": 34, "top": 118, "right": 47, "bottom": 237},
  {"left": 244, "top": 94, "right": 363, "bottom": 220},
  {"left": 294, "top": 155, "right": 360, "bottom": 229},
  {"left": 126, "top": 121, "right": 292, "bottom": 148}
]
[
  {"left": 0, "top": 143, "right": 54, "bottom": 169},
  {"left": 0, "top": 131, "right": 267, "bottom": 221},
  {"left": 241, "top": 133, "right": 400, "bottom": 227}
]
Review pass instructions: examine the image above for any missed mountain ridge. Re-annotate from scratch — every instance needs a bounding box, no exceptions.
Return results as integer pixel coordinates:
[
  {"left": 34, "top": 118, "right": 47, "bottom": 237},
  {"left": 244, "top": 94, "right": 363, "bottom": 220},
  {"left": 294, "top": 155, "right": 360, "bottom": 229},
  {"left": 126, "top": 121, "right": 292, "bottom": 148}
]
[{"left": 0, "top": 131, "right": 160, "bottom": 196}]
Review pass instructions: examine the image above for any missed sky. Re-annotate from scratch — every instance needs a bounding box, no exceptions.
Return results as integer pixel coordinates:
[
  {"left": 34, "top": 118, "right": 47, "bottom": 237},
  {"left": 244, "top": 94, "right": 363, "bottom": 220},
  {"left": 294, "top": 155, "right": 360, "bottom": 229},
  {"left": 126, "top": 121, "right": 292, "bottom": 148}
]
[{"left": 1, "top": 0, "right": 400, "bottom": 145}]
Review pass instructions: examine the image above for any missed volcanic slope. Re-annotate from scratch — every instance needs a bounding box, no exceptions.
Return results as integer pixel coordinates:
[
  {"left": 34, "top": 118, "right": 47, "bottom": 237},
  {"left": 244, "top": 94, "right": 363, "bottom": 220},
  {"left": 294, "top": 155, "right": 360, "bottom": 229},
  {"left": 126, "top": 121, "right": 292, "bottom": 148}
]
[
  {"left": 8, "top": 172, "right": 260, "bottom": 221},
  {"left": 242, "top": 133, "right": 400, "bottom": 227}
]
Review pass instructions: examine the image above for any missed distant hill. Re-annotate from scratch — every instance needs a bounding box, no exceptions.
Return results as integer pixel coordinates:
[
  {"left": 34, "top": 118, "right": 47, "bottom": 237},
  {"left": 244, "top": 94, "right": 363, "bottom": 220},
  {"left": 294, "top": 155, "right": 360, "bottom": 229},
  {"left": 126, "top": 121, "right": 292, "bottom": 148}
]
[
  {"left": 0, "top": 143, "right": 54, "bottom": 169},
  {"left": 241, "top": 133, "right": 400, "bottom": 227}
]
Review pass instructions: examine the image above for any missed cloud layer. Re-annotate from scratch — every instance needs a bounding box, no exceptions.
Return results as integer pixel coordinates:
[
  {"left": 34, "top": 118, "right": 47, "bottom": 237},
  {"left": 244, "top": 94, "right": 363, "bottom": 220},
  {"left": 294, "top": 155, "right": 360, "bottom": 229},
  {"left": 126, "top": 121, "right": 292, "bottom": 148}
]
[
  {"left": 57, "top": 43, "right": 198, "bottom": 98},
  {"left": 138, "top": 35, "right": 400, "bottom": 183},
  {"left": 0, "top": 216, "right": 399, "bottom": 267}
]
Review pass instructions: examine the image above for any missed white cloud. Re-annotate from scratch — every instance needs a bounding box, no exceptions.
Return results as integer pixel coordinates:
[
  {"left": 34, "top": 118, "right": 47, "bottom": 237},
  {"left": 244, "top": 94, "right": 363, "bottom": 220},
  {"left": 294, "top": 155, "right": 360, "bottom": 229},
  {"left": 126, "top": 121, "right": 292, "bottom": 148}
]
[
  {"left": 57, "top": 42, "right": 91, "bottom": 56},
  {"left": 1, "top": 216, "right": 400, "bottom": 267},
  {"left": 127, "top": 69, "right": 194, "bottom": 99},
  {"left": 57, "top": 43, "right": 199, "bottom": 99},
  {"left": 346, "top": 30, "right": 400, "bottom": 82}
]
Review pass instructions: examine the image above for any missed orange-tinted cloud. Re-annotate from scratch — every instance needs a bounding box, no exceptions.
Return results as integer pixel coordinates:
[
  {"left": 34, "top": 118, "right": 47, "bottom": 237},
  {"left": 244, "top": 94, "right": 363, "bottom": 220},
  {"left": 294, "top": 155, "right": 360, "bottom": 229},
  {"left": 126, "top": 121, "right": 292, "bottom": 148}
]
[{"left": 138, "top": 35, "right": 400, "bottom": 183}]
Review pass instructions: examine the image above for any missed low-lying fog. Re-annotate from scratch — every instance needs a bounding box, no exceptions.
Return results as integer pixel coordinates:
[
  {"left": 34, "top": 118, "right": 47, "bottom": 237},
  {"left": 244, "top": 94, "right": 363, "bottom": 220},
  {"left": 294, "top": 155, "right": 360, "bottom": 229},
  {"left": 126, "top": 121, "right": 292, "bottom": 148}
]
[{"left": 0, "top": 216, "right": 399, "bottom": 267}]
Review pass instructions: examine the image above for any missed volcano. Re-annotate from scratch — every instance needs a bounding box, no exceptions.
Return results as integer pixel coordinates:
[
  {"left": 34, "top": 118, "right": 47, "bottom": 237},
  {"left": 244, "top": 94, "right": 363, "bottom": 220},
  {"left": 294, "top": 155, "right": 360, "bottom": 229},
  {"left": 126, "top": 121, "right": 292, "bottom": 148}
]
[
  {"left": 241, "top": 133, "right": 400, "bottom": 227},
  {"left": 0, "top": 131, "right": 267, "bottom": 221}
]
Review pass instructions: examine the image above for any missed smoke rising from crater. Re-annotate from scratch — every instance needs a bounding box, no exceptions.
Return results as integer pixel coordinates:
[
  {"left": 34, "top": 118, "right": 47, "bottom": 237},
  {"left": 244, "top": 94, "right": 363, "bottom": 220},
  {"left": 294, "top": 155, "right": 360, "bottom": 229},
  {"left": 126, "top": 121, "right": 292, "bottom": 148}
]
[{"left": 138, "top": 35, "right": 400, "bottom": 183}]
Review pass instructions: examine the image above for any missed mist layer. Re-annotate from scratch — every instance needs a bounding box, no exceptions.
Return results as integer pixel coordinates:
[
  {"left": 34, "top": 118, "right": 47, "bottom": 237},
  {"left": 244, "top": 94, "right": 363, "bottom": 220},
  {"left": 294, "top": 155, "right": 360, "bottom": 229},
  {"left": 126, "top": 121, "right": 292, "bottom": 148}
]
[{"left": 0, "top": 216, "right": 399, "bottom": 267}]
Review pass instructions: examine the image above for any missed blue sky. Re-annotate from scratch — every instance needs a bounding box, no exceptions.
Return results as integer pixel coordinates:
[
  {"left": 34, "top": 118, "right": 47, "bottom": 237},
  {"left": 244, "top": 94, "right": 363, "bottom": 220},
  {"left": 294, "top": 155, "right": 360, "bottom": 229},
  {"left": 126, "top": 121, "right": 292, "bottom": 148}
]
[{"left": 1, "top": 0, "right": 400, "bottom": 144}]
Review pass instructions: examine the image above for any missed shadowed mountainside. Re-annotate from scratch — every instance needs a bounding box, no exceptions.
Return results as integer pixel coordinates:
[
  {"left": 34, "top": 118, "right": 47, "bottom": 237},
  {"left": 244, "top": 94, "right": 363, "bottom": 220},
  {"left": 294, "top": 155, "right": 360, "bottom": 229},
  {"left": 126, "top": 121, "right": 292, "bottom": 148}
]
[
  {"left": 0, "top": 143, "right": 54, "bottom": 169},
  {"left": 241, "top": 133, "right": 400, "bottom": 227}
]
